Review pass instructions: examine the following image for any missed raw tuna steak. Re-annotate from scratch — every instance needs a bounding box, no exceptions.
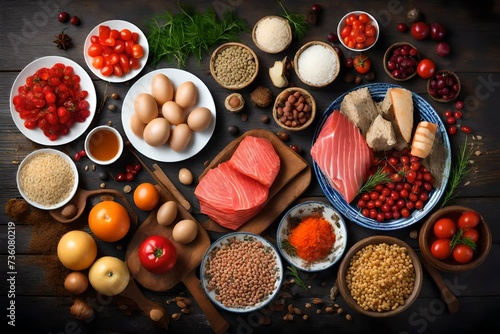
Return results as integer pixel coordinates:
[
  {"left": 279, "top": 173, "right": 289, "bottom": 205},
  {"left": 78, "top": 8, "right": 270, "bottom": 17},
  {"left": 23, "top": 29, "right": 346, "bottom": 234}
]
[
  {"left": 311, "top": 111, "right": 373, "bottom": 204},
  {"left": 195, "top": 162, "right": 269, "bottom": 230},
  {"left": 228, "top": 135, "right": 281, "bottom": 187}
]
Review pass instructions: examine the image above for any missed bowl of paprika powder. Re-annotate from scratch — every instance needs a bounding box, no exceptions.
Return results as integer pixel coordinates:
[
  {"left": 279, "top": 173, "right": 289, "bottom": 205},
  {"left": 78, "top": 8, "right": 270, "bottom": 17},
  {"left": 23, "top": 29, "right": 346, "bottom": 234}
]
[{"left": 277, "top": 201, "right": 347, "bottom": 272}]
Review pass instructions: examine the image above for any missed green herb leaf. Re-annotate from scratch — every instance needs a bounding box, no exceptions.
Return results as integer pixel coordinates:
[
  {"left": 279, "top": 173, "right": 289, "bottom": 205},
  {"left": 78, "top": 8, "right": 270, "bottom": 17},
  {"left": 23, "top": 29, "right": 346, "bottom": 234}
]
[
  {"left": 355, "top": 166, "right": 392, "bottom": 197},
  {"left": 450, "top": 228, "right": 477, "bottom": 251},
  {"left": 280, "top": 239, "right": 297, "bottom": 257},
  {"left": 286, "top": 265, "right": 309, "bottom": 291},
  {"left": 277, "top": 0, "right": 308, "bottom": 40},
  {"left": 440, "top": 137, "right": 473, "bottom": 208},
  {"left": 146, "top": 4, "right": 248, "bottom": 68}
]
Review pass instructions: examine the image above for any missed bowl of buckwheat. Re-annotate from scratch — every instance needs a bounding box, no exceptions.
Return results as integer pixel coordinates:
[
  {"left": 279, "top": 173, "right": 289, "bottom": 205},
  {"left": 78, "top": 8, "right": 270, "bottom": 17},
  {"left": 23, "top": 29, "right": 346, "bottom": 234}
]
[
  {"left": 337, "top": 235, "right": 423, "bottom": 317},
  {"left": 200, "top": 232, "right": 283, "bottom": 313}
]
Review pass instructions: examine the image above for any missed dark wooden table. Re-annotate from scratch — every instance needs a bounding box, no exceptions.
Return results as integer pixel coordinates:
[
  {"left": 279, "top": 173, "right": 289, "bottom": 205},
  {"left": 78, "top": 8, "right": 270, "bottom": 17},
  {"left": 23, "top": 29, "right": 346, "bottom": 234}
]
[{"left": 1, "top": 1, "right": 499, "bottom": 333}]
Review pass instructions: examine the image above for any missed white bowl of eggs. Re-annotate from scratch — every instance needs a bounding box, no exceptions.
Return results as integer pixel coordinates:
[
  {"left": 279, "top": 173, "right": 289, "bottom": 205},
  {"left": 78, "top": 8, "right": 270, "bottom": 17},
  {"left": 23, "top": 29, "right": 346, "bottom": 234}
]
[{"left": 121, "top": 68, "right": 217, "bottom": 162}]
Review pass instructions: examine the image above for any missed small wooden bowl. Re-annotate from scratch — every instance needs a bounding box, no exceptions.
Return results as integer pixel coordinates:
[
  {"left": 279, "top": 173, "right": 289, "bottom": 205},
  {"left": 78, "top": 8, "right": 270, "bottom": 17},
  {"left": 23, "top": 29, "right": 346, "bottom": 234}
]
[
  {"left": 273, "top": 87, "right": 316, "bottom": 131},
  {"left": 337, "top": 235, "right": 423, "bottom": 318},
  {"left": 294, "top": 41, "right": 340, "bottom": 88},
  {"left": 252, "top": 16, "right": 292, "bottom": 54},
  {"left": 383, "top": 42, "right": 421, "bottom": 81},
  {"left": 210, "top": 42, "right": 259, "bottom": 90},
  {"left": 427, "top": 70, "right": 461, "bottom": 102},
  {"left": 337, "top": 11, "right": 379, "bottom": 52},
  {"left": 419, "top": 206, "right": 492, "bottom": 272}
]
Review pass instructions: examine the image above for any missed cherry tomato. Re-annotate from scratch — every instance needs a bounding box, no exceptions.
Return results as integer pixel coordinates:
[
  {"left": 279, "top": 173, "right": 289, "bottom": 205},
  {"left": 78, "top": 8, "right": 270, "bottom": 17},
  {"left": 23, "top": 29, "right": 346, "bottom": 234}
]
[
  {"left": 458, "top": 211, "right": 480, "bottom": 230},
  {"left": 452, "top": 244, "right": 474, "bottom": 263},
  {"left": 417, "top": 58, "right": 436, "bottom": 79},
  {"left": 463, "top": 228, "right": 479, "bottom": 243},
  {"left": 430, "top": 238, "right": 451, "bottom": 260},
  {"left": 120, "top": 28, "right": 132, "bottom": 41},
  {"left": 87, "top": 43, "right": 103, "bottom": 57},
  {"left": 353, "top": 54, "right": 371, "bottom": 74},
  {"left": 119, "top": 54, "right": 130, "bottom": 74},
  {"left": 358, "top": 13, "right": 369, "bottom": 23},
  {"left": 411, "top": 21, "right": 430, "bottom": 40},
  {"left": 132, "top": 44, "right": 144, "bottom": 58},
  {"left": 92, "top": 56, "right": 104, "bottom": 69},
  {"left": 99, "top": 25, "right": 110, "bottom": 41},
  {"left": 100, "top": 65, "right": 113, "bottom": 77},
  {"left": 340, "top": 25, "right": 352, "bottom": 39},
  {"left": 433, "top": 218, "right": 457, "bottom": 239}
]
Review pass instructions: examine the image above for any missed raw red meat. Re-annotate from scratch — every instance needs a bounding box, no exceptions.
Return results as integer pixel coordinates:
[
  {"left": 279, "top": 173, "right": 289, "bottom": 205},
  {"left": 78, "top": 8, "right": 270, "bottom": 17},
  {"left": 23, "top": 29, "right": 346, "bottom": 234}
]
[
  {"left": 311, "top": 111, "right": 373, "bottom": 204},
  {"left": 195, "top": 162, "right": 269, "bottom": 230},
  {"left": 228, "top": 136, "right": 281, "bottom": 187}
]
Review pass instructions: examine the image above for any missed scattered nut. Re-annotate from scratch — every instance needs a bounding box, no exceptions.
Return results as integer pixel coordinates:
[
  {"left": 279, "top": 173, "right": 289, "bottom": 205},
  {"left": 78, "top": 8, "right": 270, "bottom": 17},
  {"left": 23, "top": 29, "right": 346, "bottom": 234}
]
[
  {"left": 228, "top": 125, "right": 239, "bottom": 136},
  {"left": 181, "top": 308, "right": 190, "bottom": 315},
  {"left": 176, "top": 300, "right": 188, "bottom": 309},
  {"left": 302, "top": 314, "right": 309, "bottom": 321},
  {"left": 172, "top": 313, "right": 181, "bottom": 320},
  {"left": 305, "top": 303, "right": 312, "bottom": 309},
  {"left": 108, "top": 104, "right": 116, "bottom": 111},
  {"left": 100, "top": 182, "right": 106, "bottom": 188},
  {"left": 224, "top": 93, "right": 245, "bottom": 113},
  {"left": 260, "top": 115, "right": 270, "bottom": 124},
  {"left": 111, "top": 93, "right": 120, "bottom": 100},
  {"left": 409, "top": 229, "right": 419, "bottom": 239},
  {"left": 346, "top": 314, "right": 352, "bottom": 321},
  {"left": 312, "top": 298, "right": 323, "bottom": 305},
  {"left": 123, "top": 185, "right": 132, "bottom": 193},
  {"left": 325, "top": 306, "right": 334, "bottom": 314},
  {"left": 250, "top": 86, "right": 273, "bottom": 108},
  {"left": 276, "top": 131, "right": 289, "bottom": 141},
  {"left": 61, "top": 203, "right": 78, "bottom": 219},
  {"left": 98, "top": 171, "right": 109, "bottom": 180},
  {"left": 241, "top": 112, "right": 248, "bottom": 122},
  {"left": 337, "top": 307, "right": 344, "bottom": 314}
]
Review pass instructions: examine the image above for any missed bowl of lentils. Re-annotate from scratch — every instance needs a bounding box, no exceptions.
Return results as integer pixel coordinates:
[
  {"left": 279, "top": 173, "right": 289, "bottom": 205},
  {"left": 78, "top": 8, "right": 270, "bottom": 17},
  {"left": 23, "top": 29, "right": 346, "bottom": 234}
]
[
  {"left": 273, "top": 87, "right": 316, "bottom": 131},
  {"left": 16, "top": 148, "right": 79, "bottom": 210},
  {"left": 200, "top": 232, "right": 283, "bottom": 313},
  {"left": 210, "top": 42, "right": 259, "bottom": 90}
]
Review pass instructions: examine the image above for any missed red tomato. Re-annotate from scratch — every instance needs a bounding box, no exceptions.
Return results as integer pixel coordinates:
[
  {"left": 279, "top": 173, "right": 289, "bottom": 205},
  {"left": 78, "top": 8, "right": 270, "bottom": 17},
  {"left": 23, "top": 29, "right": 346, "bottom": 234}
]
[
  {"left": 340, "top": 25, "right": 352, "bottom": 39},
  {"left": 358, "top": 13, "right": 369, "bottom": 23},
  {"left": 417, "top": 58, "right": 436, "bottom": 79},
  {"left": 132, "top": 44, "right": 144, "bottom": 59},
  {"left": 119, "top": 54, "right": 130, "bottom": 74},
  {"left": 430, "top": 238, "right": 451, "bottom": 260},
  {"left": 433, "top": 218, "right": 457, "bottom": 239},
  {"left": 120, "top": 28, "right": 132, "bottom": 41},
  {"left": 100, "top": 65, "right": 113, "bottom": 77},
  {"left": 463, "top": 228, "right": 479, "bottom": 243},
  {"left": 87, "top": 43, "right": 103, "bottom": 57},
  {"left": 92, "top": 56, "right": 104, "bottom": 69},
  {"left": 99, "top": 25, "right": 110, "bottom": 41},
  {"left": 138, "top": 235, "right": 177, "bottom": 274},
  {"left": 353, "top": 54, "right": 371, "bottom": 74},
  {"left": 452, "top": 244, "right": 474, "bottom": 263},
  {"left": 411, "top": 21, "right": 430, "bottom": 40},
  {"left": 458, "top": 211, "right": 480, "bottom": 230}
]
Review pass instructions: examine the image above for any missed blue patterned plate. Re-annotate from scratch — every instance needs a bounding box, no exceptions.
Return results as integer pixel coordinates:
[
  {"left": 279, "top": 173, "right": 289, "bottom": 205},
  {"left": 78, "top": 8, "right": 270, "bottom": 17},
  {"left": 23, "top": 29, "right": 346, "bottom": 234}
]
[{"left": 312, "top": 83, "right": 451, "bottom": 231}]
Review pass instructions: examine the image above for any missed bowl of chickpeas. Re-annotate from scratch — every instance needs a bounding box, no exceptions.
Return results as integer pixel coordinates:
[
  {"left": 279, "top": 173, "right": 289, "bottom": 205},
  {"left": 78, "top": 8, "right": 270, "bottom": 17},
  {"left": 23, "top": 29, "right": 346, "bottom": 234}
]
[
  {"left": 200, "top": 232, "right": 284, "bottom": 313},
  {"left": 337, "top": 235, "right": 423, "bottom": 317}
]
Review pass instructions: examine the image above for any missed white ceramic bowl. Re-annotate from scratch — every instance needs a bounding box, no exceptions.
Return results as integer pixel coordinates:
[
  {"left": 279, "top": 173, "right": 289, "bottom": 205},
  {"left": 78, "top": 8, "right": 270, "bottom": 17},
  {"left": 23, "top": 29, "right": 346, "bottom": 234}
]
[
  {"left": 277, "top": 201, "right": 347, "bottom": 272},
  {"left": 200, "top": 232, "right": 283, "bottom": 313},
  {"left": 16, "top": 148, "right": 79, "bottom": 210},
  {"left": 337, "top": 11, "right": 379, "bottom": 52},
  {"left": 84, "top": 125, "right": 124, "bottom": 165},
  {"left": 83, "top": 19, "right": 148, "bottom": 82}
]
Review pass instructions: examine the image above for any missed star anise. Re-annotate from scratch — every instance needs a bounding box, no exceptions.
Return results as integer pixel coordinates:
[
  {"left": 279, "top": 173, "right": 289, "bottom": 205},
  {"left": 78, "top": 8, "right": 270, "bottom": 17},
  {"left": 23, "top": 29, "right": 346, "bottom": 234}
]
[{"left": 54, "top": 30, "right": 73, "bottom": 50}]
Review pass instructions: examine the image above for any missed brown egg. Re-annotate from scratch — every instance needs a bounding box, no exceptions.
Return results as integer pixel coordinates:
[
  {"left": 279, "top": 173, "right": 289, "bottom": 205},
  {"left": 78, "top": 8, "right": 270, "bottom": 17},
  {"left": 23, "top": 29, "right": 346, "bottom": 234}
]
[
  {"left": 130, "top": 112, "right": 146, "bottom": 138},
  {"left": 143, "top": 117, "right": 171, "bottom": 147},
  {"left": 172, "top": 219, "right": 199, "bottom": 244},
  {"left": 134, "top": 93, "right": 158, "bottom": 124},
  {"left": 151, "top": 73, "right": 174, "bottom": 105},
  {"left": 178, "top": 168, "right": 194, "bottom": 185},
  {"left": 175, "top": 81, "right": 198, "bottom": 110},
  {"left": 162, "top": 101, "right": 185, "bottom": 125},
  {"left": 169, "top": 123, "right": 192, "bottom": 152},
  {"left": 187, "top": 107, "right": 212, "bottom": 132},
  {"left": 157, "top": 200, "right": 178, "bottom": 226}
]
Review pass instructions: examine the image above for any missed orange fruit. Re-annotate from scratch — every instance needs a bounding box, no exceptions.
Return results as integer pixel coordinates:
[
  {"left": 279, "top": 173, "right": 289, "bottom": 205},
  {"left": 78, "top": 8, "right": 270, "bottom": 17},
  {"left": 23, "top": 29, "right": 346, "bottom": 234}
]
[
  {"left": 88, "top": 200, "right": 130, "bottom": 242},
  {"left": 57, "top": 230, "right": 97, "bottom": 270},
  {"left": 133, "top": 182, "right": 160, "bottom": 211}
]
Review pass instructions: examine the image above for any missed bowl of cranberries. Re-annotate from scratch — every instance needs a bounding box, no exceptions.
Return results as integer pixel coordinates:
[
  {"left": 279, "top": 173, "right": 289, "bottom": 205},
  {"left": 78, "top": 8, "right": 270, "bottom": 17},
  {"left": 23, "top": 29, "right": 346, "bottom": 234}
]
[
  {"left": 427, "top": 70, "right": 461, "bottom": 102},
  {"left": 383, "top": 42, "right": 420, "bottom": 81},
  {"left": 419, "top": 205, "right": 492, "bottom": 272}
]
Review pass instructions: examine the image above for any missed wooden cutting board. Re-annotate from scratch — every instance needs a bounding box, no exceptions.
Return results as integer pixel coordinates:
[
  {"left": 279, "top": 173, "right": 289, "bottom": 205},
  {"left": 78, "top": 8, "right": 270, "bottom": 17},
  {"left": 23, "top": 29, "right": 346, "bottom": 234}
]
[
  {"left": 199, "top": 129, "right": 311, "bottom": 234},
  {"left": 125, "top": 187, "right": 229, "bottom": 334}
]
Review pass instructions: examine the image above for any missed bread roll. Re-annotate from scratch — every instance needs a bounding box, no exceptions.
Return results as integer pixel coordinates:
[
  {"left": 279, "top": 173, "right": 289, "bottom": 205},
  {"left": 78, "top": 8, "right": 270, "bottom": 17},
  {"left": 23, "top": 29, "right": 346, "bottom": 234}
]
[{"left": 411, "top": 121, "right": 438, "bottom": 158}]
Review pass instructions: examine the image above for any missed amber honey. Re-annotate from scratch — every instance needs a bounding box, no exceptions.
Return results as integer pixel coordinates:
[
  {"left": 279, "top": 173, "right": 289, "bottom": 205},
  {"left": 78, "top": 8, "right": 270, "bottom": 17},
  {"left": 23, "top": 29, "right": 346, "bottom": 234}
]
[{"left": 88, "top": 128, "right": 120, "bottom": 161}]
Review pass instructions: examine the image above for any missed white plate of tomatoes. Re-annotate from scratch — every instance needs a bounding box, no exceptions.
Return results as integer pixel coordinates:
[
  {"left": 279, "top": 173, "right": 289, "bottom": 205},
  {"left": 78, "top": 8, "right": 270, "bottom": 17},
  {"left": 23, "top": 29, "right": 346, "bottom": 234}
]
[
  {"left": 83, "top": 20, "right": 149, "bottom": 83},
  {"left": 10, "top": 56, "right": 97, "bottom": 146}
]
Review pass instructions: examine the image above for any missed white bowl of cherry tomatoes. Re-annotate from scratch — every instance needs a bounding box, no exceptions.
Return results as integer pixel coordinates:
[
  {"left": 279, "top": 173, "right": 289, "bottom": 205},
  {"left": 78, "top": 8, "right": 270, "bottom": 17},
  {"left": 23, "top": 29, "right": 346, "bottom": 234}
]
[
  {"left": 419, "top": 205, "right": 492, "bottom": 272},
  {"left": 337, "top": 11, "right": 379, "bottom": 52}
]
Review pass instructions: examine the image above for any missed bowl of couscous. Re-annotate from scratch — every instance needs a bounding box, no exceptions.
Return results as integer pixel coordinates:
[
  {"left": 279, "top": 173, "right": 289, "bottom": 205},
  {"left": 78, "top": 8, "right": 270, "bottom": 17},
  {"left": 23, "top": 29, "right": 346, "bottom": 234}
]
[
  {"left": 16, "top": 148, "right": 79, "bottom": 210},
  {"left": 337, "top": 235, "right": 423, "bottom": 317}
]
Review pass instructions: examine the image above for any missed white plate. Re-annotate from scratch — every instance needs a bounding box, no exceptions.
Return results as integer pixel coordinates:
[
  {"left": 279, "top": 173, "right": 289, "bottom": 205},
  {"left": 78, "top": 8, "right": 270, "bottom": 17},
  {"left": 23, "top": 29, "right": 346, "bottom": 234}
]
[
  {"left": 200, "top": 232, "right": 283, "bottom": 313},
  {"left": 9, "top": 56, "right": 97, "bottom": 146},
  {"left": 121, "top": 68, "right": 216, "bottom": 162},
  {"left": 16, "top": 148, "right": 79, "bottom": 210},
  {"left": 277, "top": 201, "right": 348, "bottom": 272},
  {"left": 83, "top": 20, "right": 149, "bottom": 82}
]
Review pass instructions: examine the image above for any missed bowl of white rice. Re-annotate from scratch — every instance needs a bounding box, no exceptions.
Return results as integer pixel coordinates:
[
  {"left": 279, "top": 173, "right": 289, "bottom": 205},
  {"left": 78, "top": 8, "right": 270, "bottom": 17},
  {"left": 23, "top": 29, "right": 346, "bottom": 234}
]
[
  {"left": 294, "top": 41, "right": 340, "bottom": 88},
  {"left": 16, "top": 148, "right": 79, "bottom": 210}
]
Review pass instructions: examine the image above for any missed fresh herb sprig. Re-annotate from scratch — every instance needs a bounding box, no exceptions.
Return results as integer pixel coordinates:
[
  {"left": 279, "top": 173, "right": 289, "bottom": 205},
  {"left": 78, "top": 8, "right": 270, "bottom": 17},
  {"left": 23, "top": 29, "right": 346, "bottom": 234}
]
[
  {"left": 286, "top": 265, "right": 309, "bottom": 291},
  {"left": 440, "top": 137, "right": 473, "bottom": 208},
  {"left": 355, "top": 166, "right": 393, "bottom": 197},
  {"left": 277, "top": 0, "right": 308, "bottom": 40},
  {"left": 451, "top": 228, "right": 477, "bottom": 251},
  {"left": 280, "top": 239, "right": 296, "bottom": 257},
  {"left": 147, "top": 3, "right": 248, "bottom": 68}
]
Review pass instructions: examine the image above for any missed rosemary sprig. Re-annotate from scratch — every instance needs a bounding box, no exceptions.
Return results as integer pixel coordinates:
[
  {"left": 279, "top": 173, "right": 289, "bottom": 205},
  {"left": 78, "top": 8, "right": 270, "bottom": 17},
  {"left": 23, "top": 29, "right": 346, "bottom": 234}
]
[
  {"left": 451, "top": 228, "right": 477, "bottom": 251},
  {"left": 146, "top": 3, "right": 248, "bottom": 68},
  {"left": 355, "top": 166, "right": 393, "bottom": 197},
  {"left": 440, "top": 137, "right": 473, "bottom": 208},
  {"left": 286, "top": 265, "right": 309, "bottom": 291},
  {"left": 277, "top": 0, "right": 308, "bottom": 40}
]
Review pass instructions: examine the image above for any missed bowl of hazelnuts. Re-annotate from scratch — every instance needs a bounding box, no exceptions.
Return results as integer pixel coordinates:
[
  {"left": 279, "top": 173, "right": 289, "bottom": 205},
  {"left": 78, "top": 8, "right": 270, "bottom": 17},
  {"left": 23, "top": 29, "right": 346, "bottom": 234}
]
[{"left": 273, "top": 87, "right": 316, "bottom": 131}]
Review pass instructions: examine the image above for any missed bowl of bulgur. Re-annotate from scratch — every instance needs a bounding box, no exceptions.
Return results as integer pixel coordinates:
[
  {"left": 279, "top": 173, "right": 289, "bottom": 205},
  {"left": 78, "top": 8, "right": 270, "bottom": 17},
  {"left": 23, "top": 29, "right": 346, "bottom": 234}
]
[
  {"left": 337, "top": 235, "right": 423, "bottom": 317},
  {"left": 200, "top": 232, "right": 283, "bottom": 313},
  {"left": 16, "top": 148, "right": 78, "bottom": 210}
]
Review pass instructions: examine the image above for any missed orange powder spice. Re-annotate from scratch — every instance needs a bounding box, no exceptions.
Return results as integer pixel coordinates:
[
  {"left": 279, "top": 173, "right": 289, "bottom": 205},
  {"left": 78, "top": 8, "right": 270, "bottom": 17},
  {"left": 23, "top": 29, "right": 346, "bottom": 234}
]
[{"left": 288, "top": 216, "right": 336, "bottom": 262}]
